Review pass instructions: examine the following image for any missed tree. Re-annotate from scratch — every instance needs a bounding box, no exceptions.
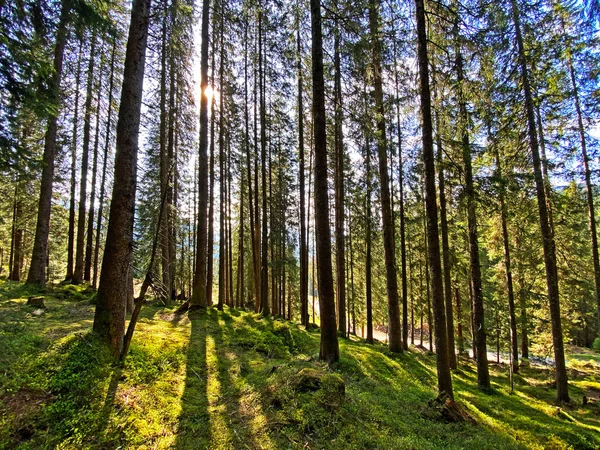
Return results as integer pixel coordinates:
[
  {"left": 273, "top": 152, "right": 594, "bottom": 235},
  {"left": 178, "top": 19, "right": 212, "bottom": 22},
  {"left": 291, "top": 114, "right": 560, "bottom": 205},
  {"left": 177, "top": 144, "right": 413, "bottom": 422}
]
[
  {"left": 414, "top": 0, "right": 453, "bottom": 398},
  {"left": 93, "top": 0, "right": 152, "bottom": 356},
  {"left": 310, "top": 0, "right": 338, "bottom": 364}
]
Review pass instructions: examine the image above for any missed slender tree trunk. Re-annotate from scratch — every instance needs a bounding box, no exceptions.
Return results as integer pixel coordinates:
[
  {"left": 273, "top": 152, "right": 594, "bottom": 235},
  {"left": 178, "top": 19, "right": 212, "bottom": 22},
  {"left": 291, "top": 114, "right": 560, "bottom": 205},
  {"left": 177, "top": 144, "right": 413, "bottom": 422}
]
[
  {"left": 393, "top": 41, "right": 409, "bottom": 351},
  {"left": 27, "top": 0, "right": 70, "bottom": 287},
  {"left": 297, "top": 26, "right": 309, "bottom": 328},
  {"left": 566, "top": 52, "right": 600, "bottom": 339},
  {"left": 365, "top": 132, "right": 373, "bottom": 345},
  {"left": 190, "top": 0, "right": 210, "bottom": 308},
  {"left": 333, "top": 11, "right": 346, "bottom": 336},
  {"left": 414, "top": 0, "right": 453, "bottom": 398},
  {"left": 93, "top": 0, "right": 151, "bottom": 356},
  {"left": 206, "top": 33, "right": 216, "bottom": 306},
  {"left": 66, "top": 42, "right": 82, "bottom": 282},
  {"left": 510, "top": 0, "right": 569, "bottom": 403},
  {"left": 433, "top": 83, "right": 456, "bottom": 368},
  {"left": 93, "top": 36, "right": 117, "bottom": 290},
  {"left": 495, "top": 150, "right": 519, "bottom": 372},
  {"left": 369, "top": 0, "right": 402, "bottom": 353},
  {"left": 310, "top": 0, "right": 338, "bottom": 364},
  {"left": 159, "top": 13, "right": 171, "bottom": 301},
  {"left": 85, "top": 52, "right": 104, "bottom": 282},
  {"left": 218, "top": 14, "right": 225, "bottom": 311},
  {"left": 455, "top": 286, "right": 464, "bottom": 355},
  {"left": 259, "top": 9, "right": 270, "bottom": 315},
  {"left": 454, "top": 22, "right": 490, "bottom": 388},
  {"left": 9, "top": 183, "right": 22, "bottom": 282},
  {"left": 73, "top": 32, "right": 97, "bottom": 285}
]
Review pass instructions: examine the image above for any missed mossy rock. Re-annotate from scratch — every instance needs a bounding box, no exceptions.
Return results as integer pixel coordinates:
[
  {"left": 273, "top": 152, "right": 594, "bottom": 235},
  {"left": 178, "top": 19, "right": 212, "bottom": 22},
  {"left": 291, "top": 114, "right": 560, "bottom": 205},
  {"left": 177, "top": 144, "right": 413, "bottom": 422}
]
[{"left": 295, "top": 368, "right": 323, "bottom": 392}]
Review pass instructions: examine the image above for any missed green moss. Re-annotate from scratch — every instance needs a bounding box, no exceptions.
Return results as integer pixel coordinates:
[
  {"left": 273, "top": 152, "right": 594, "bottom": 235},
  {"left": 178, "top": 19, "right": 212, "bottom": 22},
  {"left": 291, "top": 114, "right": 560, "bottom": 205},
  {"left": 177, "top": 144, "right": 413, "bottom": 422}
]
[{"left": 1, "top": 281, "right": 599, "bottom": 449}]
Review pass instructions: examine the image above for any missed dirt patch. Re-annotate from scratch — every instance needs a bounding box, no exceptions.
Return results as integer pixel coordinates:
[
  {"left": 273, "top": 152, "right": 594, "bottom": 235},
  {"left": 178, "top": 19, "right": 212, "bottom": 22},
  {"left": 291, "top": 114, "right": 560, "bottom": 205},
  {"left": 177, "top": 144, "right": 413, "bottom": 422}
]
[{"left": 1, "top": 388, "right": 54, "bottom": 443}]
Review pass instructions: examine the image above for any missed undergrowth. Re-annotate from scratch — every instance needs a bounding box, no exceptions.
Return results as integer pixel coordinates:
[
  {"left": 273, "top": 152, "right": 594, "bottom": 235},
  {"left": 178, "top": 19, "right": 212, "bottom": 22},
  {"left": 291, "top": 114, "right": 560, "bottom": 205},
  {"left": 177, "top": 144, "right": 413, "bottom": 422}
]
[{"left": 0, "top": 279, "right": 599, "bottom": 449}]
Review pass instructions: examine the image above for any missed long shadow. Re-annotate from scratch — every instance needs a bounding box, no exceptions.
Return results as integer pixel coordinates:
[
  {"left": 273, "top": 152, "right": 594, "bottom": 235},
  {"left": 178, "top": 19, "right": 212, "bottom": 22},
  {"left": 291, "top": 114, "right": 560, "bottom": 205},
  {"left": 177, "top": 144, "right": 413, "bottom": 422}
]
[{"left": 175, "top": 308, "right": 210, "bottom": 449}]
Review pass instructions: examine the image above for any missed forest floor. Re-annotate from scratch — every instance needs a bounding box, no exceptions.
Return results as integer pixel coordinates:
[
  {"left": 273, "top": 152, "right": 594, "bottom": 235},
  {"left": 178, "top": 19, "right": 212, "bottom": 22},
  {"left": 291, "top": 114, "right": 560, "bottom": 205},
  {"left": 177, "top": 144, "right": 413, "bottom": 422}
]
[{"left": 1, "top": 280, "right": 600, "bottom": 449}]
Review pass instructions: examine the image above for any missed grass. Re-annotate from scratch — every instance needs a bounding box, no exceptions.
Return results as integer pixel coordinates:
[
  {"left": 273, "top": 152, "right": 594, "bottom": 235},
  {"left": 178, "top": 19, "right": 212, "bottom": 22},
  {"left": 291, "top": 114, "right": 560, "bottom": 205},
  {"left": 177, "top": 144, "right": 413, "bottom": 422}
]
[{"left": 0, "top": 279, "right": 599, "bottom": 449}]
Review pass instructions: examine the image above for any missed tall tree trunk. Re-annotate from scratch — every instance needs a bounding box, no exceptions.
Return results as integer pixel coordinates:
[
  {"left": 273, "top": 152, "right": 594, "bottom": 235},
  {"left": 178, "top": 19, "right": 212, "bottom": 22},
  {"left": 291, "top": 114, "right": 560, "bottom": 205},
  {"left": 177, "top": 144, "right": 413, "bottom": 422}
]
[
  {"left": 259, "top": 9, "right": 270, "bottom": 315},
  {"left": 333, "top": 11, "right": 346, "bottom": 336},
  {"left": 509, "top": 0, "right": 569, "bottom": 403},
  {"left": 93, "top": 0, "right": 151, "bottom": 356},
  {"left": 159, "top": 12, "right": 171, "bottom": 301},
  {"left": 66, "top": 41, "right": 82, "bottom": 282},
  {"left": 298, "top": 25, "right": 309, "bottom": 328},
  {"left": 94, "top": 36, "right": 117, "bottom": 290},
  {"left": 190, "top": 0, "right": 210, "bottom": 308},
  {"left": 433, "top": 79, "right": 456, "bottom": 368},
  {"left": 167, "top": 0, "right": 178, "bottom": 301},
  {"left": 310, "top": 0, "right": 338, "bottom": 364},
  {"left": 218, "top": 12, "right": 225, "bottom": 311},
  {"left": 414, "top": 0, "right": 453, "bottom": 398},
  {"left": 85, "top": 52, "right": 104, "bottom": 282},
  {"left": 393, "top": 40, "right": 409, "bottom": 351},
  {"left": 567, "top": 51, "right": 600, "bottom": 339},
  {"left": 206, "top": 32, "right": 216, "bottom": 306},
  {"left": 369, "top": 0, "right": 402, "bottom": 353},
  {"left": 73, "top": 32, "right": 97, "bottom": 285},
  {"left": 495, "top": 150, "right": 519, "bottom": 372},
  {"left": 454, "top": 21, "right": 490, "bottom": 388},
  {"left": 27, "top": 0, "right": 70, "bottom": 287}
]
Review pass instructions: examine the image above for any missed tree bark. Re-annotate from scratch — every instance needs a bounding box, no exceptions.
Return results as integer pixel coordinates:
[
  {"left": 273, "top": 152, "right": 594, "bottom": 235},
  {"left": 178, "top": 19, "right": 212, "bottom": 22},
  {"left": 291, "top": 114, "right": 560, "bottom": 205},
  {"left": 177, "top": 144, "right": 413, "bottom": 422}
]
[
  {"left": 93, "top": 0, "right": 151, "bottom": 356},
  {"left": 73, "top": 32, "right": 97, "bottom": 285},
  {"left": 415, "top": 0, "right": 453, "bottom": 398},
  {"left": 27, "top": 0, "right": 70, "bottom": 287},
  {"left": 310, "top": 0, "right": 338, "bottom": 364},
  {"left": 454, "top": 22, "right": 490, "bottom": 389},
  {"left": 509, "top": 0, "right": 569, "bottom": 403},
  {"left": 190, "top": 0, "right": 210, "bottom": 308},
  {"left": 369, "top": 0, "right": 402, "bottom": 353},
  {"left": 66, "top": 41, "right": 82, "bottom": 282}
]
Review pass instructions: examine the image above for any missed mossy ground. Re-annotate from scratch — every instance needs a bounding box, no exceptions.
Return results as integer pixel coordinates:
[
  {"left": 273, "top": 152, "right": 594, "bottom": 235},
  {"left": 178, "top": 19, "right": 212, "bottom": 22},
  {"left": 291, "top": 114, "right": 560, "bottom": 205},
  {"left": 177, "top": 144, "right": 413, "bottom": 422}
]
[{"left": 0, "top": 279, "right": 599, "bottom": 449}]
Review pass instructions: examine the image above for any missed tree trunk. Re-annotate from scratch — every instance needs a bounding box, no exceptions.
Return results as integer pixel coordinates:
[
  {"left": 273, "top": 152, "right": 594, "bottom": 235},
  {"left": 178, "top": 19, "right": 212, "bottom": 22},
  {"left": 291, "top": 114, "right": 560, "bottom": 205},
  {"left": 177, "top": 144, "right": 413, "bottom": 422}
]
[
  {"left": 333, "top": 11, "right": 346, "bottom": 336},
  {"left": 414, "top": 0, "right": 453, "bottom": 398},
  {"left": 298, "top": 25, "right": 309, "bottom": 328},
  {"left": 93, "top": 0, "right": 151, "bottom": 356},
  {"left": 310, "top": 0, "right": 338, "bottom": 364},
  {"left": 66, "top": 41, "right": 82, "bottom": 282},
  {"left": 369, "top": 0, "right": 402, "bottom": 353},
  {"left": 27, "top": 0, "right": 70, "bottom": 287},
  {"left": 190, "top": 0, "right": 210, "bottom": 308},
  {"left": 93, "top": 36, "right": 117, "bottom": 290},
  {"left": 73, "top": 32, "right": 97, "bottom": 285},
  {"left": 365, "top": 131, "right": 373, "bottom": 345},
  {"left": 259, "top": 9, "right": 270, "bottom": 315},
  {"left": 206, "top": 31, "right": 216, "bottom": 306},
  {"left": 85, "top": 51, "right": 104, "bottom": 282},
  {"left": 510, "top": 0, "right": 569, "bottom": 403},
  {"left": 454, "top": 22, "right": 490, "bottom": 389}
]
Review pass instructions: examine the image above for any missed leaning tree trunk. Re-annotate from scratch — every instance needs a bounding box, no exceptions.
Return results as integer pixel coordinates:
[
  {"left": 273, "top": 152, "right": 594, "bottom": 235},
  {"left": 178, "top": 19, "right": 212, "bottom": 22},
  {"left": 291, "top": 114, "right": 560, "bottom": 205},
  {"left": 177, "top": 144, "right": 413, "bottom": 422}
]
[
  {"left": 93, "top": 0, "right": 152, "bottom": 356},
  {"left": 414, "top": 0, "right": 453, "bottom": 399},
  {"left": 369, "top": 0, "right": 402, "bottom": 353},
  {"left": 27, "top": 0, "right": 70, "bottom": 287},
  {"left": 509, "top": 0, "right": 569, "bottom": 404},
  {"left": 310, "top": 0, "right": 339, "bottom": 364}
]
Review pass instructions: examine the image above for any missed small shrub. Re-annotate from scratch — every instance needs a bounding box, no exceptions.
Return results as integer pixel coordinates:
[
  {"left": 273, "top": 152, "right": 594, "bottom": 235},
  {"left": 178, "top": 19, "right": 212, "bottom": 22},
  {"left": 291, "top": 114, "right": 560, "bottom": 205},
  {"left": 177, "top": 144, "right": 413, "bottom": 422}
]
[{"left": 593, "top": 338, "right": 600, "bottom": 353}]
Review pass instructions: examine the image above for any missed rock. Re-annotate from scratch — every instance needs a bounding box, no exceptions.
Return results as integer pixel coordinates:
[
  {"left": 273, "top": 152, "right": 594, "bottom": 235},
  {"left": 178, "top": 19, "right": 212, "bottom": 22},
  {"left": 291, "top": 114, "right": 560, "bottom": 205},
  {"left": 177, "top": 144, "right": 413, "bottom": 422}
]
[
  {"left": 295, "top": 368, "right": 323, "bottom": 392},
  {"left": 27, "top": 297, "right": 45, "bottom": 308},
  {"left": 31, "top": 309, "right": 45, "bottom": 316}
]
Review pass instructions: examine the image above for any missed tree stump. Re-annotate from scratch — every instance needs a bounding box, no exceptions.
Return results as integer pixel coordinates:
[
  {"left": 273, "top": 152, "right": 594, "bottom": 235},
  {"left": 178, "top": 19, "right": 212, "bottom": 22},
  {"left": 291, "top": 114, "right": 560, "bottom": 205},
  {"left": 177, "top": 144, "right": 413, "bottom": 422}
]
[{"left": 27, "top": 296, "right": 45, "bottom": 308}]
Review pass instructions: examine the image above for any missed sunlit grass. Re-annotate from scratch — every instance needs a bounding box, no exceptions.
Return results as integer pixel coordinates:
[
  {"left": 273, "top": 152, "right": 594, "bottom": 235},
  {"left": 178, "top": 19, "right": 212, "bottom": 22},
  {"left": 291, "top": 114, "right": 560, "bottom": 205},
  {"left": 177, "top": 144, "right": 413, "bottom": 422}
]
[{"left": 1, "top": 278, "right": 599, "bottom": 449}]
